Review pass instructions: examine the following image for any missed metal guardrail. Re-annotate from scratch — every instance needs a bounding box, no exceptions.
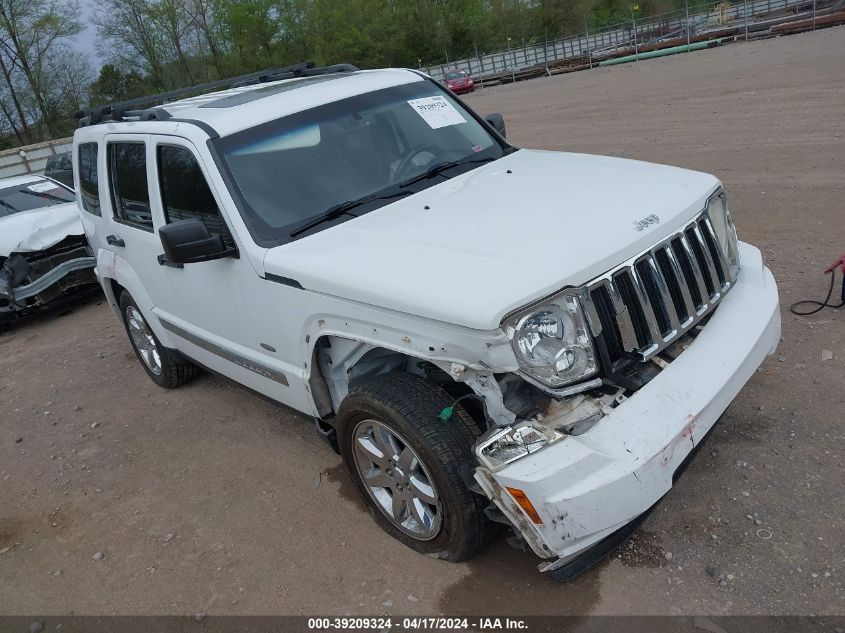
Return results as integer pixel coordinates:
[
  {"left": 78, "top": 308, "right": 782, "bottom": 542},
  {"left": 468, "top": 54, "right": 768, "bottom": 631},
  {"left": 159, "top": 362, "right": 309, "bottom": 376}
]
[
  {"left": 424, "top": 0, "right": 806, "bottom": 82},
  {"left": 0, "top": 138, "right": 72, "bottom": 180}
]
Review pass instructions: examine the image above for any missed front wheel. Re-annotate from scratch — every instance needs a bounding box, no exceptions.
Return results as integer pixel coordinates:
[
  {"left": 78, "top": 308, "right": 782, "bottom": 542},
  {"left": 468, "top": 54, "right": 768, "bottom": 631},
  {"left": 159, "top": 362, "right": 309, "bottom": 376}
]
[{"left": 336, "top": 372, "right": 495, "bottom": 562}]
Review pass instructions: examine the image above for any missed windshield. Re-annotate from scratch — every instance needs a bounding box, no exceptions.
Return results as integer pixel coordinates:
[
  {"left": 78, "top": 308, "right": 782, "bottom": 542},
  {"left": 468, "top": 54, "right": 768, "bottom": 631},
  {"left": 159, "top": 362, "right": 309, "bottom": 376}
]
[
  {"left": 446, "top": 72, "right": 467, "bottom": 80},
  {"left": 214, "top": 80, "right": 508, "bottom": 245},
  {"left": 0, "top": 179, "right": 74, "bottom": 218}
]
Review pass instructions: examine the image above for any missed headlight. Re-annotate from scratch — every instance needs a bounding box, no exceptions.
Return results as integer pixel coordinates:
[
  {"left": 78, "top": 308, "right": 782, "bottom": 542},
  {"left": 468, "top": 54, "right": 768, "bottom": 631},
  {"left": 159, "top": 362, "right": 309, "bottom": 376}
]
[
  {"left": 706, "top": 190, "right": 740, "bottom": 281},
  {"left": 503, "top": 294, "right": 598, "bottom": 391},
  {"left": 476, "top": 422, "right": 564, "bottom": 470}
]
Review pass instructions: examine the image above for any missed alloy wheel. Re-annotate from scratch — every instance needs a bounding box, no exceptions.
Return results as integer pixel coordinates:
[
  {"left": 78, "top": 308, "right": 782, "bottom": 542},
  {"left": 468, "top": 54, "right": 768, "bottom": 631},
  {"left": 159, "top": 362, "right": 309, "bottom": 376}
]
[
  {"left": 351, "top": 419, "right": 442, "bottom": 540},
  {"left": 125, "top": 305, "right": 162, "bottom": 376}
]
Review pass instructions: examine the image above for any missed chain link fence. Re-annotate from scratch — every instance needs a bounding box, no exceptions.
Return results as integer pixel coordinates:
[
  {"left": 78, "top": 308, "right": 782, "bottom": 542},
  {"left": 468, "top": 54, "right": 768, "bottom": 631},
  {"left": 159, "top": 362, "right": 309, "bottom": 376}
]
[{"left": 422, "top": 0, "right": 828, "bottom": 83}]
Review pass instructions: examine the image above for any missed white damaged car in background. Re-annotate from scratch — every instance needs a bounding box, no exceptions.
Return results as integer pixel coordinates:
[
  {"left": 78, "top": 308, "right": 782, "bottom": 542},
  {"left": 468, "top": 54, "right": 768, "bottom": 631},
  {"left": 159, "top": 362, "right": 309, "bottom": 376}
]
[{"left": 0, "top": 175, "right": 98, "bottom": 329}]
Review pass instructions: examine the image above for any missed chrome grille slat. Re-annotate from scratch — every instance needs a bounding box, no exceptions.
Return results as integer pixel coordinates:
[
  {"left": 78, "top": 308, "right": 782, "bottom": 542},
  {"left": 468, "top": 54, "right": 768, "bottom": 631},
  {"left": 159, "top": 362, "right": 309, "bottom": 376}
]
[
  {"left": 603, "top": 280, "right": 640, "bottom": 352},
  {"left": 677, "top": 233, "right": 710, "bottom": 311},
  {"left": 628, "top": 264, "right": 665, "bottom": 353},
  {"left": 585, "top": 205, "right": 736, "bottom": 362},
  {"left": 661, "top": 245, "right": 696, "bottom": 327},
  {"left": 700, "top": 215, "right": 732, "bottom": 291},
  {"left": 691, "top": 223, "right": 721, "bottom": 300},
  {"left": 645, "top": 253, "right": 680, "bottom": 335}
]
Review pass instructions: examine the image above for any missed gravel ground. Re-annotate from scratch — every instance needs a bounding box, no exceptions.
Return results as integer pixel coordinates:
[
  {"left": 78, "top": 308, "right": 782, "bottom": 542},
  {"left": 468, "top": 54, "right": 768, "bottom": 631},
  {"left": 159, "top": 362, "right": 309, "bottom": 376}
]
[{"left": 1, "top": 27, "right": 843, "bottom": 617}]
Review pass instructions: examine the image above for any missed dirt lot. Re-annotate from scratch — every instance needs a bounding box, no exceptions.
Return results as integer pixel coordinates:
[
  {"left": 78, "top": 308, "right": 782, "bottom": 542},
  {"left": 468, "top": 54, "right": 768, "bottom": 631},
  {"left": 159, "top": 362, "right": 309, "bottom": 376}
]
[{"left": 1, "top": 28, "right": 843, "bottom": 617}]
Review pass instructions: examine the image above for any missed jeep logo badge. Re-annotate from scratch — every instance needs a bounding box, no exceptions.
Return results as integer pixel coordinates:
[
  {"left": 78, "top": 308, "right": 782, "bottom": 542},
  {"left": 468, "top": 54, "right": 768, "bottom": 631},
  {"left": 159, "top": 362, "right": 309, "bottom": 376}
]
[{"left": 633, "top": 214, "right": 660, "bottom": 231}]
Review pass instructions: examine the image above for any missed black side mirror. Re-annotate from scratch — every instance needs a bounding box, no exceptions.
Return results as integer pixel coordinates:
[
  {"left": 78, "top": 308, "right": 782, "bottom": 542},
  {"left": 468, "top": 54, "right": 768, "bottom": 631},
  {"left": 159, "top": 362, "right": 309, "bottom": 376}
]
[
  {"left": 159, "top": 219, "right": 235, "bottom": 265},
  {"left": 484, "top": 113, "right": 506, "bottom": 139}
]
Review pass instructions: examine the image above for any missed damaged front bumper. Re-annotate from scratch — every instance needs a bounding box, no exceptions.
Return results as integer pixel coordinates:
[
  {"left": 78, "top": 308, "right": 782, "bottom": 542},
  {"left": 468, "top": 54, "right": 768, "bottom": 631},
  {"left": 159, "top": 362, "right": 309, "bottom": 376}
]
[
  {"left": 473, "top": 242, "right": 780, "bottom": 577},
  {"left": 0, "top": 241, "right": 97, "bottom": 317}
]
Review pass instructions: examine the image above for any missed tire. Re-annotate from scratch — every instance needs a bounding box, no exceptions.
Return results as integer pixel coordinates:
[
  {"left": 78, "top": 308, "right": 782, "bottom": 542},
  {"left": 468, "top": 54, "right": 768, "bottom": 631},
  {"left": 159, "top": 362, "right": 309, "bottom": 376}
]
[
  {"left": 336, "top": 371, "right": 496, "bottom": 562},
  {"left": 0, "top": 313, "right": 13, "bottom": 333},
  {"left": 119, "top": 291, "right": 198, "bottom": 388}
]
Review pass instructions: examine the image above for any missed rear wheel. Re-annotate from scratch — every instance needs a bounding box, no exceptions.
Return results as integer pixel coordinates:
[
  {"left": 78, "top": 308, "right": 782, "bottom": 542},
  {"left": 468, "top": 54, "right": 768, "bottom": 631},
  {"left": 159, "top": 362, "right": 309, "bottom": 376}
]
[
  {"left": 336, "top": 372, "right": 495, "bottom": 561},
  {"left": 119, "top": 291, "right": 198, "bottom": 388},
  {"left": 0, "top": 312, "right": 13, "bottom": 333}
]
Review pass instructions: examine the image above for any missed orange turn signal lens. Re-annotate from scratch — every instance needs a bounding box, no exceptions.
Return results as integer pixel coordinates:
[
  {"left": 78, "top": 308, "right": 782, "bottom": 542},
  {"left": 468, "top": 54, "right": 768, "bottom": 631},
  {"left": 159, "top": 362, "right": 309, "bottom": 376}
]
[{"left": 505, "top": 487, "right": 543, "bottom": 525}]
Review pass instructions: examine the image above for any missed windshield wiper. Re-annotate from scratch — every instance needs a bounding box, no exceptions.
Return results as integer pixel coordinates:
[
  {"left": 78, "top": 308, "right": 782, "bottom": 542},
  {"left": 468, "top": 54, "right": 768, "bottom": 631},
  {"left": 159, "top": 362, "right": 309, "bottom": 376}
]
[
  {"left": 398, "top": 156, "right": 496, "bottom": 189},
  {"left": 289, "top": 190, "right": 413, "bottom": 238}
]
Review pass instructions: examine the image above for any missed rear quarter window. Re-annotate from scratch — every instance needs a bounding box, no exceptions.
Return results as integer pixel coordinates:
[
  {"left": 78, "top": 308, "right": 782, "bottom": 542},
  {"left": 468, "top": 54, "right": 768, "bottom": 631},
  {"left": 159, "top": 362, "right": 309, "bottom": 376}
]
[{"left": 78, "top": 143, "right": 100, "bottom": 216}]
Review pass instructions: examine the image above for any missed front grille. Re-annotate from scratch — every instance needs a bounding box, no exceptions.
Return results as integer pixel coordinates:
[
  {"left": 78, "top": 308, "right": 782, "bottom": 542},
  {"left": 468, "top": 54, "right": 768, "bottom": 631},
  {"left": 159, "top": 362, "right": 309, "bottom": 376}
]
[{"left": 586, "top": 210, "right": 734, "bottom": 363}]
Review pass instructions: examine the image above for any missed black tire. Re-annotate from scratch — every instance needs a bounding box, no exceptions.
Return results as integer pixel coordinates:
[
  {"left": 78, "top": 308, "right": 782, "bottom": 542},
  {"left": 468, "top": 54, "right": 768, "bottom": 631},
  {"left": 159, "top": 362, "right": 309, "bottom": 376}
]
[
  {"left": 118, "top": 291, "right": 198, "bottom": 388},
  {"left": 336, "top": 371, "right": 496, "bottom": 562},
  {"left": 0, "top": 311, "right": 13, "bottom": 333}
]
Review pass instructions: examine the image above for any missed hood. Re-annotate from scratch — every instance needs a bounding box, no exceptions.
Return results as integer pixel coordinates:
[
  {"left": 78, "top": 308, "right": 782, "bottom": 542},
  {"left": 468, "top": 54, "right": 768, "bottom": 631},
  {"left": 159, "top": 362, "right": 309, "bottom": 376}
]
[
  {"left": 264, "top": 149, "right": 720, "bottom": 331},
  {"left": 0, "top": 202, "right": 84, "bottom": 256}
]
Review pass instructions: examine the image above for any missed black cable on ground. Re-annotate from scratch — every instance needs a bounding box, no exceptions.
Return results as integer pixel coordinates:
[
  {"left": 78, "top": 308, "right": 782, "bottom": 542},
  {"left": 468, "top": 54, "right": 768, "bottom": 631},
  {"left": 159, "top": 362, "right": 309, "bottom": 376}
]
[{"left": 790, "top": 269, "right": 845, "bottom": 315}]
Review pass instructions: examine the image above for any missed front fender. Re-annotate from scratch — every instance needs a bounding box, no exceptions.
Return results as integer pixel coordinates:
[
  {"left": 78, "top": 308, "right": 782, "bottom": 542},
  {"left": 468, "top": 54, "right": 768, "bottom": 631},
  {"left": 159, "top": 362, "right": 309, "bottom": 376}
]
[{"left": 302, "top": 311, "right": 517, "bottom": 377}]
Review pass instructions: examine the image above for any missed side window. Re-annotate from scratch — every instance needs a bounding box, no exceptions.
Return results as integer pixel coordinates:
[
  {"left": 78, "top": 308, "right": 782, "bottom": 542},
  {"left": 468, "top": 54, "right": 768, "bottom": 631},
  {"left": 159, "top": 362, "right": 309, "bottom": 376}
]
[
  {"left": 108, "top": 142, "right": 153, "bottom": 231},
  {"left": 158, "top": 145, "right": 233, "bottom": 245},
  {"left": 78, "top": 143, "right": 101, "bottom": 216}
]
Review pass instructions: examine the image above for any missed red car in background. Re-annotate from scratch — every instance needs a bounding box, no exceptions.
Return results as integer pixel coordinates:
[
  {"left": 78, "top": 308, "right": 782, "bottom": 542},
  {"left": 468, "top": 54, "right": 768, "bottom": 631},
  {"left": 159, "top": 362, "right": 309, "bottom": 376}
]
[{"left": 444, "top": 70, "right": 475, "bottom": 94}]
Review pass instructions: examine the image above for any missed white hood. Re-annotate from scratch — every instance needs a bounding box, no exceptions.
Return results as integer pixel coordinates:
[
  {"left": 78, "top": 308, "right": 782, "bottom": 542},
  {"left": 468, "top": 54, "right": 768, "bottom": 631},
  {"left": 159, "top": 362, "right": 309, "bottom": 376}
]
[
  {"left": 264, "top": 150, "right": 720, "bottom": 330},
  {"left": 0, "top": 202, "right": 84, "bottom": 256}
]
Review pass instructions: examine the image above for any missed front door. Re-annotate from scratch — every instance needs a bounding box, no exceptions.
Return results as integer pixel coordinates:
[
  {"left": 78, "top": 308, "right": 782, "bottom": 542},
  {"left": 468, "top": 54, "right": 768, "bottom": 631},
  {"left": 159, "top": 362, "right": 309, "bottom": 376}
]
[{"left": 143, "top": 135, "right": 305, "bottom": 409}]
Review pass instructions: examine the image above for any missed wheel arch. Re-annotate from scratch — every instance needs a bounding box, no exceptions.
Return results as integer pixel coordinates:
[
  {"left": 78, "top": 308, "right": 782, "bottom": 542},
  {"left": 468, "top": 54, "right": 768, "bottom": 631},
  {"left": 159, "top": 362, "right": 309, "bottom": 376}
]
[
  {"left": 308, "top": 334, "right": 478, "bottom": 424},
  {"left": 102, "top": 275, "right": 176, "bottom": 348}
]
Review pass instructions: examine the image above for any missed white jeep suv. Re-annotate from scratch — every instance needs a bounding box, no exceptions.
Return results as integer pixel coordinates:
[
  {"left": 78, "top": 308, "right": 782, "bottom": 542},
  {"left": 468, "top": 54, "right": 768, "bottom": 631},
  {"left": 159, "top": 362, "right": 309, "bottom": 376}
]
[{"left": 73, "top": 62, "right": 780, "bottom": 579}]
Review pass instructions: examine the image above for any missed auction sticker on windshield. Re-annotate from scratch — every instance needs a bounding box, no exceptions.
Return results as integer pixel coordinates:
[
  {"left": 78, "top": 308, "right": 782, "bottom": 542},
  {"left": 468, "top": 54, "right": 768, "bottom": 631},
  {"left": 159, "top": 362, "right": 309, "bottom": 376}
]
[
  {"left": 28, "top": 181, "right": 58, "bottom": 193},
  {"left": 407, "top": 96, "right": 466, "bottom": 129}
]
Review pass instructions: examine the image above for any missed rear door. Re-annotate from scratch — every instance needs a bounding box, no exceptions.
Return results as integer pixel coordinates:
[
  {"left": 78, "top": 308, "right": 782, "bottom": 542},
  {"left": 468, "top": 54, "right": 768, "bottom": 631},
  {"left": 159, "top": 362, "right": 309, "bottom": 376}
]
[
  {"left": 99, "top": 135, "right": 165, "bottom": 320},
  {"left": 76, "top": 141, "right": 108, "bottom": 257}
]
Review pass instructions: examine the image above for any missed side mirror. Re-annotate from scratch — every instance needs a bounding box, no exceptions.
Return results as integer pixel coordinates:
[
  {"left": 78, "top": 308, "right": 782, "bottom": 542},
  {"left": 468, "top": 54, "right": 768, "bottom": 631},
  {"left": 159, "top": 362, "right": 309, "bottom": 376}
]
[
  {"left": 484, "top": 113, "right": 506, "bottom": 139},
  {"left": 159, "top": 219, "right": 234, "bottom": 265}
]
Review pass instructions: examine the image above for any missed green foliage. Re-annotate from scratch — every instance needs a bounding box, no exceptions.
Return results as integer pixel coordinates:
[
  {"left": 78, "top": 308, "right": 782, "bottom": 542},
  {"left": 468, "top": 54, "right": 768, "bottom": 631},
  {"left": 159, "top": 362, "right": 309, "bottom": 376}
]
[{"left": 90, "top": 64, "right": 150, "bottom": 104}]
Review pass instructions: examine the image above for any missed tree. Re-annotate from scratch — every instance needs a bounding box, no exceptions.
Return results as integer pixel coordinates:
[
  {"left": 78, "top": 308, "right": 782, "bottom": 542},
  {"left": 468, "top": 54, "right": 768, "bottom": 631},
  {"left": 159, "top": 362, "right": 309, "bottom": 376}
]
[
  {"left": 151, "top": 0, "right": 196, "bottom": 85},
  {"left": 89, "top": 63, "right": 148, "bottom": 105},
  {"left": 186, "top": 0, "right": 224, "bottom": 77},
  {"left": 216, "top": 0, "right": 280, "bottom": 72},
  {"left": 0, "top": 0, "right": 84, "bottom": 138},
  {"left": 93, "top": 0, "right": 168, "bottom": 90}
]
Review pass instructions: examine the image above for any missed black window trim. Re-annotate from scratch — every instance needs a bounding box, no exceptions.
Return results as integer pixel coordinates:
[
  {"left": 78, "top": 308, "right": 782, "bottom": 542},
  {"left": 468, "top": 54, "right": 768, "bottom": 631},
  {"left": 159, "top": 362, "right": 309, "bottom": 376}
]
[
  {"left": 107, "top": 140, "right": 155, "bottom": 233},
  {"left": 154, "top": 141, "right": 237, "bottom": 248},
  {"left": 209, "top": 77, "right": 517, "bottom": 249}
]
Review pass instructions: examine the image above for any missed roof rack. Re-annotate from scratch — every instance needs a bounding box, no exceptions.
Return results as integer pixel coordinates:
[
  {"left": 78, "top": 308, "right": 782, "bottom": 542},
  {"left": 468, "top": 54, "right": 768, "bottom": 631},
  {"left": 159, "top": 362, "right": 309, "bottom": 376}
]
[{"left": 75, "top": 61, "right": 359, "bottom": 127}]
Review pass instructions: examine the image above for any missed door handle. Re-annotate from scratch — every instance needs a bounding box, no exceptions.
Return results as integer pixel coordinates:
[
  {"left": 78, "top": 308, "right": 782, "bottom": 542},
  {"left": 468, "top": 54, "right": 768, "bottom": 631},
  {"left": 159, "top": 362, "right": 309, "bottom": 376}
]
[{"left": 106, "top": 235, "right": 125, "bottom": 247}]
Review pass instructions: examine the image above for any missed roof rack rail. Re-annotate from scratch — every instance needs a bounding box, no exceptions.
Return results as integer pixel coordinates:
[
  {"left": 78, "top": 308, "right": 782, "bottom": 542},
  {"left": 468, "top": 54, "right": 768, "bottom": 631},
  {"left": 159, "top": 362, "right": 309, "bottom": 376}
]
[{"left": 75, "top": 61, "right": 359, "bottom": 127}]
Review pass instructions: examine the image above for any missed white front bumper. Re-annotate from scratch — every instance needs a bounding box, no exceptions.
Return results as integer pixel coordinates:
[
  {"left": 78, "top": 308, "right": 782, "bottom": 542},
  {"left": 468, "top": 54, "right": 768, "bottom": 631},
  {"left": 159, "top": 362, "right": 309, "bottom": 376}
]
[{"left": 482, "top": 241, "right": 780, "bottom": 567}]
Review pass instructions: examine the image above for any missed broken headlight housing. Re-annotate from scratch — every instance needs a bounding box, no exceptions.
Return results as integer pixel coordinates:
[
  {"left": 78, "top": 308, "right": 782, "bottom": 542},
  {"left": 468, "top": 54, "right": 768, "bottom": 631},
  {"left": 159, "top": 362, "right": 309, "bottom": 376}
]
[
  {"left": 503, "top": 294, "right": 599, "bottom": 393},
  {"left": 706, "top": 189, "right": 740, "bottom": 281},
  {"left": 476, "top": 422, "right": 564, "bottom": 470}
]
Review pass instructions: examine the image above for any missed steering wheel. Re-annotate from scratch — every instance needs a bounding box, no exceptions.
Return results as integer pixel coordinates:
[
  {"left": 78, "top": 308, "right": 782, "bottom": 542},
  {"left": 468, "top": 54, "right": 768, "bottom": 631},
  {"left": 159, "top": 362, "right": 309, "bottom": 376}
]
[{"left": 391, "top": 145, "right": 440, "bottom": 183}]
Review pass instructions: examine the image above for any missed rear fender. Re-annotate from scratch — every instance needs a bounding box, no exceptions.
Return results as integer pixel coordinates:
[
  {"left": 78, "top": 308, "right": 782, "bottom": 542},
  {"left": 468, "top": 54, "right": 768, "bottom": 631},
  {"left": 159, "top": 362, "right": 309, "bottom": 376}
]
[{"left": 107, "top": 254, "right": 177, "bottom": 348}]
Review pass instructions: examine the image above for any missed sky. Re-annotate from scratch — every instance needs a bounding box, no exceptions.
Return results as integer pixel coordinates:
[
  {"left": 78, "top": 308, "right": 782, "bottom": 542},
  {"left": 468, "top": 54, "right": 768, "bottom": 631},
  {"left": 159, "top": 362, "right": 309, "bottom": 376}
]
[{"left": 72, "top": 0, "right": 101, "bottom": 67}]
